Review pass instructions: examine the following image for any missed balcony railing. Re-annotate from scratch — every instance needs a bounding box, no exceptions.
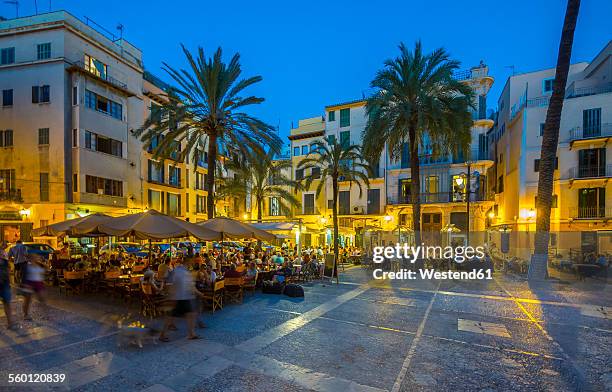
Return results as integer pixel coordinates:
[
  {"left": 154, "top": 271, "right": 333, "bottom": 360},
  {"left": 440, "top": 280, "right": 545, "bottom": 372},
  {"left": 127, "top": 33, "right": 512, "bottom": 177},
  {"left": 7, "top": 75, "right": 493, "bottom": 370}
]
[
  {"left": 70, "top": 60, "right": 128, "bottom": 90},
  {"left": 569, "top": 206, "right": 612, "bottom": 219},
  {"left": 0, "top": 189, "right": 22, "bottom": 202},
  {"left": 569, "top": 123, "right": 612, "bottom": 141},
  {"left": 388, "top": 191, "right": 493, "bottom": 205},
  {"left": 568, "top": 164, "right": 612, "bottom": 179},
  {"left": 566, "top": 82, "right": 612, "bottom": 99}
]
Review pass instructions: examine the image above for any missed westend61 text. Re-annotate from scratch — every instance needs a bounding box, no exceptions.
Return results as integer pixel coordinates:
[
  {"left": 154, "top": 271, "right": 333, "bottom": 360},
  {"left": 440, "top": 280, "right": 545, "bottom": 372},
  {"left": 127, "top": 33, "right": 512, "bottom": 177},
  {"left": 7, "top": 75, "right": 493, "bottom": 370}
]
[{"left": 373, "top": 269, "right": 493, "bottom": 280}]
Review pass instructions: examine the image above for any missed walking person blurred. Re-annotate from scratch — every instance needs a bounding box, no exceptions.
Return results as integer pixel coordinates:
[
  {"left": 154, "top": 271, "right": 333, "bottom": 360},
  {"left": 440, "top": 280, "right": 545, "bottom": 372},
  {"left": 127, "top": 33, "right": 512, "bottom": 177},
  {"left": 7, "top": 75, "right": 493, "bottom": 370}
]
[
  {"left": 8, "top": 239, "right": 28, "bottom": 285},
  {"left": 159, "top": 258, "right": 202, "bottom": 342},
  {"left": 22, "top": 254, "right": 48, "bottom": 321},
  {"left": 0, "top": 242, "right": 15, "bottom": 329}
]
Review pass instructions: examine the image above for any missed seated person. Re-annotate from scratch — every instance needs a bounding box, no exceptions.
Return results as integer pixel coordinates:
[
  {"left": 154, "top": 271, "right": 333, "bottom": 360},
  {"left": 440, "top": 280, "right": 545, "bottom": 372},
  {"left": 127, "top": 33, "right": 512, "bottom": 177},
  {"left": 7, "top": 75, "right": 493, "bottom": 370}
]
[
  {"left": 141, "top": 270, "right": 163, "bottom": 296},
  {"left": 244, "top": 262, "right": 258, "bottom": 284},
  {"left": 223, "top": 263, "right": 242, "bottom": 279},
  {"left": 157, "top": 257, "right": 171, "bottom": 281},
  {"left": 109, "top": 255, "right": 121, "bottom": 268}
]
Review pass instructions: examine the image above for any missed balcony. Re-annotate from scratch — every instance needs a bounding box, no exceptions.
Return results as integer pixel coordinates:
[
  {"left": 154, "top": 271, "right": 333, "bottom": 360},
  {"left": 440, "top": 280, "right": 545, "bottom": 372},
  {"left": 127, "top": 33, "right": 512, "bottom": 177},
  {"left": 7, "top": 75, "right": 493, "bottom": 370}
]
[
  {"left": 388, "top": 191, "right": 493, "bottom": 205},
  {"left": 569, "top": 123, "right": 612, "bottom": 145},
  {"left": 67, "top": 60, "right": 133, "bottom": 96},
  {"left": 300, "top": 208, "right": 320, "bottom": 216},
  {"left": 568, "top": 164, "right": 612, "bottom": 179},
  {"left": 0, "top": 189, "right": 22, "bottom": 202},
  {"left": 569, "top": 206, "right": 612, "bottom": 220},
  {"left": 566, "top": 82, "right": 612, "bottom": 99}
]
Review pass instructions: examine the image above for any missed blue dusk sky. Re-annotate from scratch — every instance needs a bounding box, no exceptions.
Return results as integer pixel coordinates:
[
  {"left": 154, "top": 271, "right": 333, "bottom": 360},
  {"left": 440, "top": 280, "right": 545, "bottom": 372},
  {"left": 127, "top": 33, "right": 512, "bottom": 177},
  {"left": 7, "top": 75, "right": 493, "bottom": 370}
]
[{"left": 2, "top": 0, "right": 611, "bottom": 144}]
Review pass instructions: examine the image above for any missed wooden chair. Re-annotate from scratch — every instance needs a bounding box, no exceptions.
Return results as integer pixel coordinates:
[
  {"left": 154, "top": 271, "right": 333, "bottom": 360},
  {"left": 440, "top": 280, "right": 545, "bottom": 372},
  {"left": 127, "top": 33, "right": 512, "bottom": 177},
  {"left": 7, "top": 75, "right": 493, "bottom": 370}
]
[
  {"left": 56, "top": 269, "right": 68, "bottom": 295},
  {"left": 202, "top": 280, "right": 224, "bottom": 313},
  {"left": 224, "top": 277, "right": 243, "bottom": 304},
  {"left": 243, "top": 272, "right": 257, "bottom": 295},
  {"left": 64, "top": 271, "right": 86, "bottom": 295}
]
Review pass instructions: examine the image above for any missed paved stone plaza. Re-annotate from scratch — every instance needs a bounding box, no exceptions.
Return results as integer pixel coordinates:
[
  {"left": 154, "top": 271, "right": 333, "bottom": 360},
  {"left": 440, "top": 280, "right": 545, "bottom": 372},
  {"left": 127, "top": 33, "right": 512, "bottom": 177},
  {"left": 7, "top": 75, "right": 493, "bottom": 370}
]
[{"left": 0, "top": 267, "right": 610, "bottom": 391}]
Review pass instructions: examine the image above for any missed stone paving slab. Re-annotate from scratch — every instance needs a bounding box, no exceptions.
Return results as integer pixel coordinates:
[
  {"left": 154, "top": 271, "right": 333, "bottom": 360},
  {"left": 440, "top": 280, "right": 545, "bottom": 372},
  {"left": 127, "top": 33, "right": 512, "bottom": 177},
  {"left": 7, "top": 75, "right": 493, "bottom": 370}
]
[{"left": 457, "top": 318, "right": 511, "bottom": 338}]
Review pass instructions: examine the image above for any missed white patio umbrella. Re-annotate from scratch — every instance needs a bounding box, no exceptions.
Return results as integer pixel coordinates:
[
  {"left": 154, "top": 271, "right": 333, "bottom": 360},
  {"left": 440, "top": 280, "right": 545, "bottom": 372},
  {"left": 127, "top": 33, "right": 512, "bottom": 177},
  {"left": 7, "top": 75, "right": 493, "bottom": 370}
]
[
  {"left": 96, "top": 210, "right": 221, "bottom": 241},
  {"left": 32, "top": 213, "right": 113, "bottom": 237},
  {"left": 197, "top": 217, "right": 276, "bottom": 242}
]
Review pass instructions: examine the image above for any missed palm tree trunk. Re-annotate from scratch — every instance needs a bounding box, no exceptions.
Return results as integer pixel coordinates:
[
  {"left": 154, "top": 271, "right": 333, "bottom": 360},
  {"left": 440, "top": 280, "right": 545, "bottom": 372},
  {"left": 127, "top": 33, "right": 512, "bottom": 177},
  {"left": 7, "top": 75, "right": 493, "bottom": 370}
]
[
  {"left": 332, "top": 176, "right": 339, "bottom": 283},
  {"left": 409, "top": 124, "right": 421, "bottom": 248},
  {"left": 529, "top": 0, "right": 580, "bottom": 280},
  {"left": 206, "top": 134, "right": 217, "bottom": 219},
  {"left": 257, "top": 196, "right": 263, "bottom": 223}
]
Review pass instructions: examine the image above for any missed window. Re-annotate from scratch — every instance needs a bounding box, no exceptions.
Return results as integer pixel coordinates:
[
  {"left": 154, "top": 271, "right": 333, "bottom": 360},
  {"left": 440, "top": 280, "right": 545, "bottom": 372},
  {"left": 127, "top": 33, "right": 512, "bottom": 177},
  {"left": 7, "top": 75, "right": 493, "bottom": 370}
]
[
  {"left": 196, "top": 195, "right": 206, "bottom": 213},
  {"left": 578, "top": 148, "right": 606, "bottom": 177},
  {"left": 296, "top": 168, "right": 304, "bottom": 180},
  {"left": 185, "top": 193, "right": 189, "bottom": 213},
  {"left": 0, "top": 169, "right": 16, "bottom": 191},
  {"left": 32, "top": 85, "right": 50, "bottom": 103},
  {"left": 399, "top": 178, "right": 411, "bottom": 203},
  {"left": 84, "top": 54, "right": 107, "bottom": 80},
  {"left": 72, "top": 129, "right": 77, "bottom": 147},
  {"left": 0, "top": 47, "right": 15, "bottom": 65},
  {"left": 84, "top": 131, "right": 122, "bottom": 157},
  {"left": 270, "top": 197, "right": 281, "bottom": 216},
  {"left": 167, "top": 193, "right": 180, "bottom": 216},
  {"left": 311, "top": 167, "right": 321, "bottom": 179},
  {"left": 85, "top": 90, "right": 122, "bottom": 120},
  {"left": 497, "top": 175, "right": 504, "bottom": 193},
  {"left": 339, "top": 108, "right": 350, "bottom": 127},
  {"left": 2, "top": 89, "right": 13, "bottom": 106},
  {"left": 425, "top": 176, "right": 439, "bottom": 194},
  {"left": 539, "top": 123, "right": 545, "bottom": 137},
  {"left": 338, "top": 191, "right": 350, "bottom": 214},
  {"left": 72, "top": 86, "right": 78, "bottom": 106},
  {"left": 39, "top": 173, "right": 49, "bottom": 201},
  {"left": 148, "top": 190, "right": 162, "bottom": 211},
  {"left": 38, "top": 128, "right": 49, "bottom": 145},
  {"left": 73, "top": 173, "right": 78, "bottom": 192},
  {"left": 85, "top": 175, "right": 123, "bottom": 197},
  {"left": 302, "top": 145, "right": 309, "bottom": 155},
  {"left": 340, "top": 131, "right": 350, "bottom": 149},
  {"left": 293, "top": 146, "right": 300, "bottom": 156},
  {"left": 168, "top": 165, "right": 181, "bottom": 187},
  {"left": 303, "top": 194, "right": 315, "bottom": 214},
  {"left": 542, "top": 78, "right": 554, "bottom": 94},
  {"left": 37, "top": 43, "right": 51, "bottom": 60},
  {"left": 328, "top": 111, "right": 335, "bottom": 122},
  {"left": 367, "top": 189, "right": 380, "bottom": 214},
  {"left": 148, "top": 160, "right": 164, "bottom": 183},
  {"left": 195, "top": 172, "right": 206, "bottom": 190},
  {"left": 327, "top": 135, "right": 336, "bottom": 145},
  {"left": 578, "top": 187, "right": 605, "bottom": 218},
  {"left": 583, "top": 108, "right": 601, "bottom": 137},
  {"left": 401, "top": 143, "right": 410, "bottom": 168},
  {"left": 0, "top": 130, "right": 13, "bottom": 147}
]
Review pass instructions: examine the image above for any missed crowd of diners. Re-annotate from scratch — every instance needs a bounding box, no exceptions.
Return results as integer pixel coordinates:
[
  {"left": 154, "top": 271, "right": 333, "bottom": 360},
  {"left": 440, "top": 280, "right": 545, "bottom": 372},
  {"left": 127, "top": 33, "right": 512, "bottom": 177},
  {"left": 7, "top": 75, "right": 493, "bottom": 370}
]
[{"left": 0, "top": 238, "right": 362, "bottom": 339}]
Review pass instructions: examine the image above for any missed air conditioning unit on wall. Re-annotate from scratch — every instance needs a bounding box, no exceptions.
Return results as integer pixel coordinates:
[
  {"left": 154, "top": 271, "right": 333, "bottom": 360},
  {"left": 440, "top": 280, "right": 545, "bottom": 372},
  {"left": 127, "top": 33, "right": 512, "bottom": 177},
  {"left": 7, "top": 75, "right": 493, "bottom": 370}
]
[{"left": 352, "top": 206, "right": 365, "bottom": 214}]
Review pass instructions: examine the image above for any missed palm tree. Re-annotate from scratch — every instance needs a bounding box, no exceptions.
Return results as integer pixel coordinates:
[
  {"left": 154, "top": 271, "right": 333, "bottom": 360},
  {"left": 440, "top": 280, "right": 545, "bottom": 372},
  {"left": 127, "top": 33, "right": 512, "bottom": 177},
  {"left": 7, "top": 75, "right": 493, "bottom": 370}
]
[
  {"left": 136, "top": 45, "right": 281, "bottom": 219},
  {"left": 217, "top": 147, "right": 302, "bottom": 222},
  {"left": 298, "top": 137, "right": 370, "bottom": 281},
  {"left": 530, "top": 0, "right": 581, "bottom": 280},
  {"left": 363, "top": 41, "right": 473, "bottom": 245}
]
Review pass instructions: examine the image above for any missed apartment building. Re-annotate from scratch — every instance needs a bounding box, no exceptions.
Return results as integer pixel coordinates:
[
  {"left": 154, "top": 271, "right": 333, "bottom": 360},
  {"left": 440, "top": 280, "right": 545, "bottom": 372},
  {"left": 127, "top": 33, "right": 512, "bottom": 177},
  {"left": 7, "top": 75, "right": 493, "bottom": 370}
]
[
  {"left": 491, "top": 40, "right": 612, "bottom": 255},
  {"left": 0, "top": 11, "right": 143, "bottom": 241},
  {"left": 0, "top": 11, "right": 219, "bottom": 242}
]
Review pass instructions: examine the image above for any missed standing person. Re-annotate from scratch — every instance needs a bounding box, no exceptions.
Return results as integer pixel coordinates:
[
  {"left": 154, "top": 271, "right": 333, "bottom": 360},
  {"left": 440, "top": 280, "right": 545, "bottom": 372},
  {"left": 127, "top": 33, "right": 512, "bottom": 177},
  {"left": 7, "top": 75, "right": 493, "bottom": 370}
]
[
  {"left": 22, "top": 254, "right": 48, "bottom": 321},
  {"left": 159, "top": 258, "right": 201, "bottom": 342},
  {"left": 8, "top": 240, "right": 28, "bottom": 285},
  {"left": 0, "top": 242, "right": 15, "bottom": 329}
]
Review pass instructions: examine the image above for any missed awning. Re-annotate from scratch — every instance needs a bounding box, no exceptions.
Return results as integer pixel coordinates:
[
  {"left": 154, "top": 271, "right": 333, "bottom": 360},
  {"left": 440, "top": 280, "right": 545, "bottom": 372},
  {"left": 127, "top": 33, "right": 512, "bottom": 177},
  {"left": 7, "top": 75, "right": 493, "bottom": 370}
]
[{"left": 250, "top": 222, "right": 296, "bottom": 232}]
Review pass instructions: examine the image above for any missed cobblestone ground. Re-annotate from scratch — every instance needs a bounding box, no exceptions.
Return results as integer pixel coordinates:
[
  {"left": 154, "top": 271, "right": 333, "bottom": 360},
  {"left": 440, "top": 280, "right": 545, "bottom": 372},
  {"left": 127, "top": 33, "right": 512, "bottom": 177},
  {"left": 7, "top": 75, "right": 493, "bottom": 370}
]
[{"left": 0, "top": 267, "right": 610, "bottom": 391}]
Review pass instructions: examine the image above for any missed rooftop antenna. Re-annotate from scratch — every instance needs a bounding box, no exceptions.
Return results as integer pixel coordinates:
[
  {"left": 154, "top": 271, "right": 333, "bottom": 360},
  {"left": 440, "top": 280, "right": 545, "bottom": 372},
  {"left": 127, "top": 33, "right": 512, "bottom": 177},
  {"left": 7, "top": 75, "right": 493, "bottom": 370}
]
[{"left": 4, "top": 0, "right": 18, "bottom": 17}]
